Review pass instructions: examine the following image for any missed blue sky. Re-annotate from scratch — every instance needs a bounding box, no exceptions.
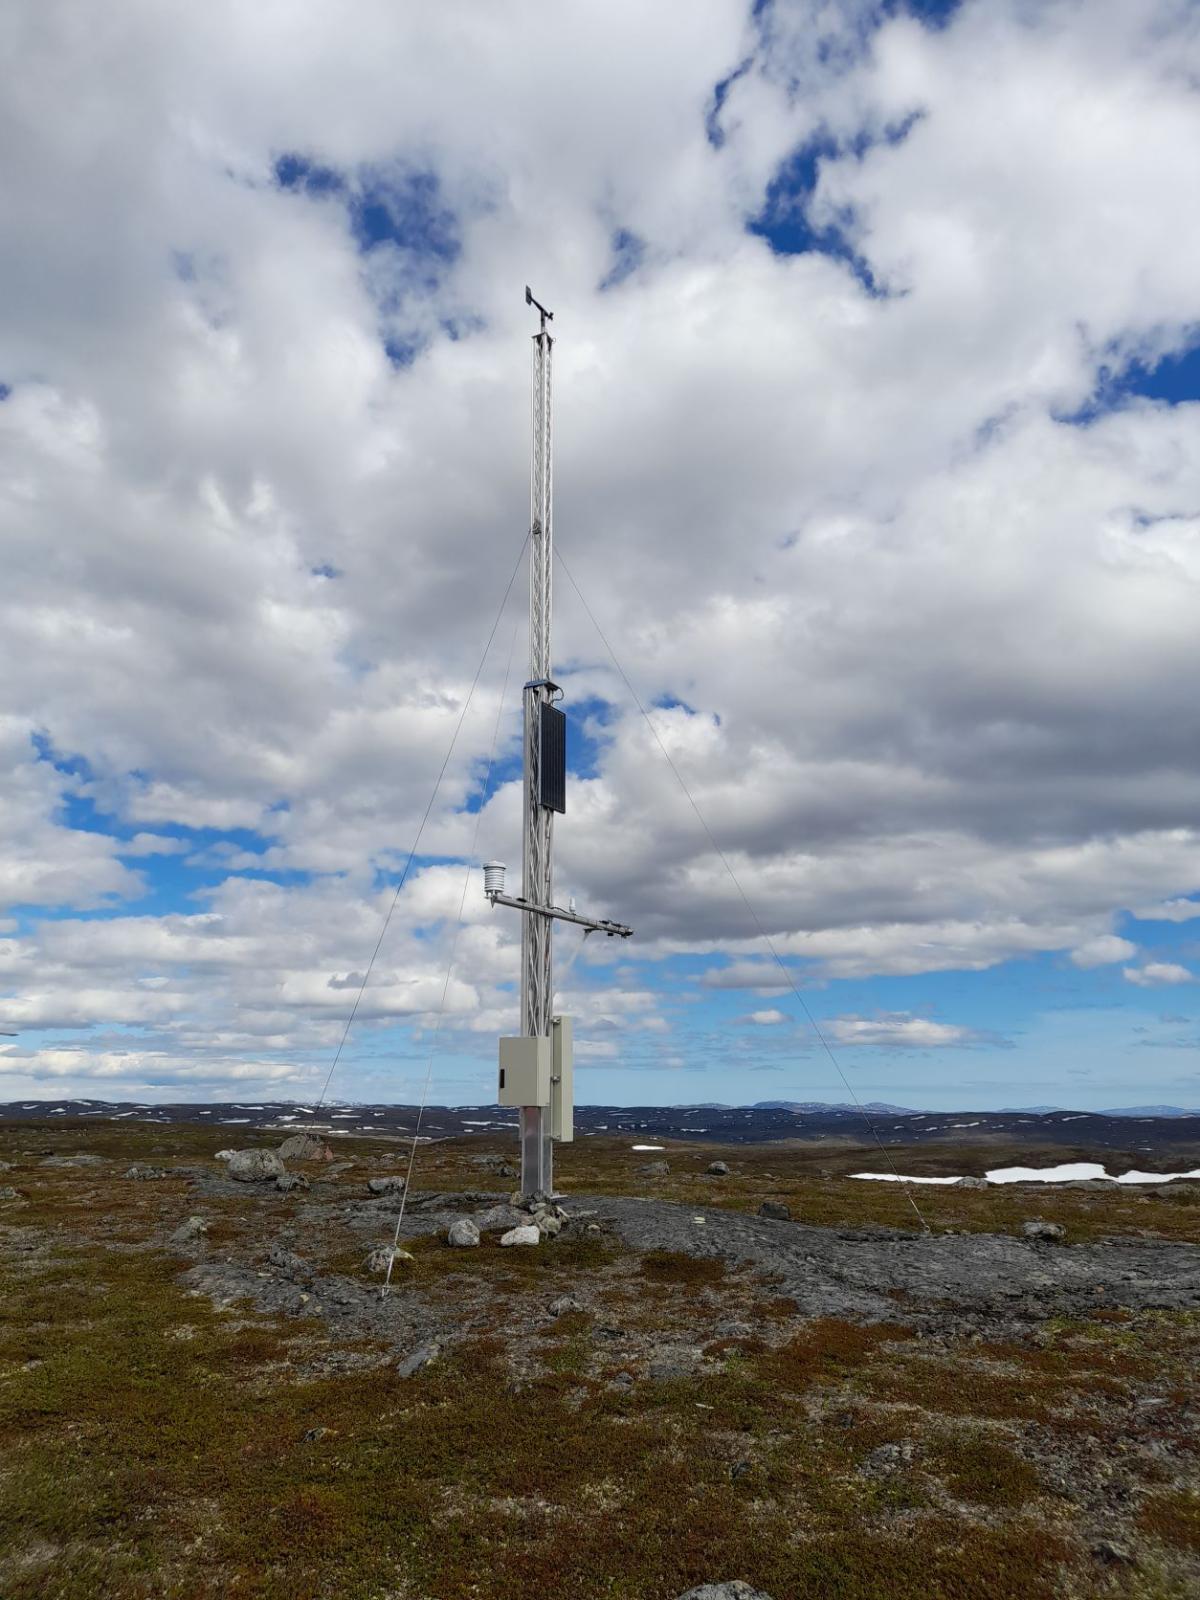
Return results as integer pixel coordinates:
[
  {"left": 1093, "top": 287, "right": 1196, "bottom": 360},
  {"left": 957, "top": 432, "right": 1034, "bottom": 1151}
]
[{"left": 3, "top": 0, "right": 1200, "bottom": 1111}]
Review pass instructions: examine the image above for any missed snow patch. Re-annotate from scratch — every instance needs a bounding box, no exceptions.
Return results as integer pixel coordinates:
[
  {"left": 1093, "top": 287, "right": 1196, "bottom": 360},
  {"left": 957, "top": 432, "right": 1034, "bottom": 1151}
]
[{"left": 851, "top": 1162, "right": 1200, "bottom": 1186}]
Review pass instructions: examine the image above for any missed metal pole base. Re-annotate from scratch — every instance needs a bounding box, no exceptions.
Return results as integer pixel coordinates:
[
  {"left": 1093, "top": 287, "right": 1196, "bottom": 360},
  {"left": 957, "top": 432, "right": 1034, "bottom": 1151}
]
[{"left": 519, "top": 1106, "right": 553, "bottom": 1199}]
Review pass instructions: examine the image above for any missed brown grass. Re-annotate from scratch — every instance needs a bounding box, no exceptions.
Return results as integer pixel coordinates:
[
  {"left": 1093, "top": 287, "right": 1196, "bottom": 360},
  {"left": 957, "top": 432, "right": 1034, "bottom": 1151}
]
[{"left": 2, "top": 1115, "right": 1199, "bottom": 1599}]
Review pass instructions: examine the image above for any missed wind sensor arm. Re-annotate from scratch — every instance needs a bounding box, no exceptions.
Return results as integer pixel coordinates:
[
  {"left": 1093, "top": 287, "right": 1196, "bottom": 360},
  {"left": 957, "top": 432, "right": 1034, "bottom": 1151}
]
[
  {"left": 525, "top": 284, "right": 553, "bottom": 331},
  {"left": 484, "top": 879, "right": 633, "bottom": 939}
]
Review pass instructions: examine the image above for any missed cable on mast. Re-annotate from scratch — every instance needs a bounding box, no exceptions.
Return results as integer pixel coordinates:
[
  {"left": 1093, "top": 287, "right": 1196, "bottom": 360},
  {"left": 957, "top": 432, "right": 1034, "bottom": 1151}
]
[{"left": 311, "top": 530, "right": 531, "bottom": 1115}]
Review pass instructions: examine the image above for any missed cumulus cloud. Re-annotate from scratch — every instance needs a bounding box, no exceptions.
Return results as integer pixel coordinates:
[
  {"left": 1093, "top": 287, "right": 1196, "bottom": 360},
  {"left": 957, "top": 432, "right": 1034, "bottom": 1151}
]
[
  {"left": 1131, "top": 899, "right": 1200, "bottom": 924},
  {"left": 1070, "top": 935, "right": 1138, "bottom": 969},
  {"left": 746, "top": 1008, "right": 788, "bottom": 1025},
  {"left": 1124, "top": 963, "right": 1194, "bottom": 989},
  {"left": 2, "top": 0, "right": 1200, "bottom": 1099},
  {"left": 826, "top": 1014, "right": 986, "bottom": 1049}
]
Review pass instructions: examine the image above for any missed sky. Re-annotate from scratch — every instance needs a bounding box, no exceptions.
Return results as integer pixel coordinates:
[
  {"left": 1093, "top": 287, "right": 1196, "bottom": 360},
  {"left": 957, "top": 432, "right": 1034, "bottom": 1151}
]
[{"left": 3, "top": 0, "right": 1200, "bottom": 1112}]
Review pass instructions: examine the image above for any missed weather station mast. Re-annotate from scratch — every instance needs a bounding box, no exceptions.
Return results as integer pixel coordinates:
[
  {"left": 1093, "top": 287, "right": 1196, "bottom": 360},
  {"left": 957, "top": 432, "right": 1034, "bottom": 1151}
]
[{"left": 484, "top": 288, "right": 633, "bottom": 1200}]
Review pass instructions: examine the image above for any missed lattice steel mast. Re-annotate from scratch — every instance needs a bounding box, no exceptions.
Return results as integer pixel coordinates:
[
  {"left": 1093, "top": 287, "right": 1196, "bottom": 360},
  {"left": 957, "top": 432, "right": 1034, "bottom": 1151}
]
[
  {"left": 520, "top": 288, "right": 556, "bottom": 1192},
  {"left": 485, "top": 289, "right": 632, "bottom": 1200}
]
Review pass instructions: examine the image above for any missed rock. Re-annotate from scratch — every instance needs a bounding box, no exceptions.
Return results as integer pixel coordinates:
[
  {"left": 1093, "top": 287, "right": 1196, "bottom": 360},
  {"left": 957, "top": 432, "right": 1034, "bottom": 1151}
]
[
  {"left": 536, "top": 1212, "right": 563, "bottom": 1238},
  {"left": 278, "top": 1132, "right": 334, "bottom": 1162},
  {"left": 302, "top": 1427, "right": 328, "bottom": 1442},
  {"left": 675, "top": 1584, "right": 775, "bottom": 1600},
  {"left": 549, "top": 1295, "right": 584, "bottom": 1317},
  {"left": 446, "top": 1218, "right": 481, "bottom": 1248},
  {"left": 214, "top": 1150, "right": 234, "bottom": 1161},
  {"left": 648, "top": 1353, "right": 694, "bottom": 1380},
  {"left": 125, "top": 1164, "right": 168, "bottom": 1180},
  {"left": 367, "top": 1176, "right": 406, "bottom": 1197},
  {"left": 1092, "top": 1540, "right": 1136, "bottom": 1566},
  {"left": 757, "top": 1201, "right": 791, "bottom": 1220},
  {"left": 39, "top": 1154, "right": 107, "bottom": 1168},
  {"left": 170, "top": 1216, "right": 209, "bottom": 1243},
  {"left": 469, "top": 1154, "right": 517, "bottom": 1176},
  {"left": 637, "top": 1160, "right": 671, "bottom": 1176},
  {"left": 956, "top": 1176, "right": 989, "bottom": 1190},
  {"left": 0, "top": 1186, "right": 20, "bottom": 1202},
  {"left": 1022, "top": 1220, "right": 1067, "bottom": 1243},
  {"left": 474, "top": 1204, "right": 526, "bottom": 1232},
  {"left": 363, "top": 1246, "right": 414, "bottom": 1275},
  {"left": 267, "top": 1246, "right": 310, "bottom": 1278},
  {"left": 227, "top": 1149, "right": 286, "bottom": 1183},
  {"left": 730, "top": 1460, "right": 753, "bottom": 1482},
  {"left": 275, "top": 1172, "right": 309, "bottom": 1193},
  {"left": 862, "top": 1440, "right": 916, "bottom": 1476},
  {"left": 706, "top": 1161, "right": 730, "bottom": 1176},
  {"left": 500, "top": 1224, "right": 540, "bottom": 1247},
  {"left": 0, "top": 1160, "right": 12, "bottom": 1171},
  {"left": 395, "top": 1343, "right": 439, "bottom": 1379}
]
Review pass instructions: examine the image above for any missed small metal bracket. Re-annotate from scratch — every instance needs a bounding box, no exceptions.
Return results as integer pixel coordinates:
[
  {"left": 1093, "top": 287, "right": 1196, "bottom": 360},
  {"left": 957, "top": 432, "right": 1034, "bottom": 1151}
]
[{"left": 524, "top": 677, "right": 563, "bottom": 700}]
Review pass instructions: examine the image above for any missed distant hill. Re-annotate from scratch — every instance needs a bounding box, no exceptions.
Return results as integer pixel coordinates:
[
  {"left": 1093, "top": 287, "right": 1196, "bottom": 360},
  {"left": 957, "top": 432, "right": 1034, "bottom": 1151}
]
[
  {"left": 1100, "top": 1105, "right": 1197, "bottom": 1117},
  {"left": 1002, "top": 1105, "right": 1198, "bottom": 1117},
  {"left": 750, "top": 1100, "right": 919, "bottom": 1114},
  {"left": 1000, "top": 1106, "right": 1068, "bottom": 1114}
]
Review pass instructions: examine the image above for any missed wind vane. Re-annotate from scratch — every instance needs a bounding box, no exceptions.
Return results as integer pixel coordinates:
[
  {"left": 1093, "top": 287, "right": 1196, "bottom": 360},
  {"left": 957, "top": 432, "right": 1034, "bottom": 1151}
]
[{"left": 483, "top": 289, "right": 633, "bottom": 1200}]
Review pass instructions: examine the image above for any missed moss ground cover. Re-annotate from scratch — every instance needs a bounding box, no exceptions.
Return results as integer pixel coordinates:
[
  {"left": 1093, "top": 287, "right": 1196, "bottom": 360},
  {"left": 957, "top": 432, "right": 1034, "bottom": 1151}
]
[{"left": 1, "top": 1116, "right": 1198, "bottom": 1598}]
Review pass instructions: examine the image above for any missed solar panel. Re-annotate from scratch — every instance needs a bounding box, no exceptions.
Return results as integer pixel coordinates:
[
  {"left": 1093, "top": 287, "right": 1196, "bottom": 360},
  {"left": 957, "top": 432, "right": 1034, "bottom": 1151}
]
[{"left": 540, "top": 702, "right": 566, "bottom": 812}]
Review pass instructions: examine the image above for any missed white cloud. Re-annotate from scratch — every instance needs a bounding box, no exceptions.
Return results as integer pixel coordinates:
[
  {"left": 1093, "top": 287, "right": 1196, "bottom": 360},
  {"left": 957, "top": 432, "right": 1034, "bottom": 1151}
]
[
  {"left": 1132, "top": 899, "right": 1200, "bottom": 923},
  {"left": 1124, "top": 963, "right": 1194, "bottom": 989},
  {"left": 746, "top": 1008, "right": 788, "bottom": 1025},
  {"left": 1070, "top": 935, "right": 1137, "bottom": 969},
  {"left": 828, "top": 1013, "right": 981, "bottom": 1049},
  {"left": 3, "top": 2, "right": 1200, "bottom": 1097}
]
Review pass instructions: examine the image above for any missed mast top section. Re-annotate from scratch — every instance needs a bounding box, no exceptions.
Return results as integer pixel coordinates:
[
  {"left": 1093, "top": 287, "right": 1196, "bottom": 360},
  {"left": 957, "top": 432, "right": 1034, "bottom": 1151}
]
[{"left": 525, "top": 284, "right": 553, "bottom": 333}]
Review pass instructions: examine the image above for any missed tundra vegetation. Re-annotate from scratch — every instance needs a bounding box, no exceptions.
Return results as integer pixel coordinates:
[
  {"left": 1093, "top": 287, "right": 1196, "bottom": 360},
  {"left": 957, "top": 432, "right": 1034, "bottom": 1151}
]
[{"left": 1, "top": 1116, "right": 1198, "bottom": 1599}]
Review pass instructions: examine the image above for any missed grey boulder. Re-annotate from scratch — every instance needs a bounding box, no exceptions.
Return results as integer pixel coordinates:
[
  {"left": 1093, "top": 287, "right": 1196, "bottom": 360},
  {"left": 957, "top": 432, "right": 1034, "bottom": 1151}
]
[
  {"left": 278, "top": 1132, "right": 334, "bottom": 1162},
  {"left": 226, "top": 1149, "right": 286, "bottom": 1183},
  {"left": 125, "top": 1164, "right": 168, "bottom": 1180},
  {"left": 473, "top": 1204, "right": 525, "bottom": 1232},
  {"left": 367, "top": 1176, "right": 406, "bottom": 1197},
  {"left": 706, "top": 1161, "right": 730, "bottom": 1176},
  {"left": 757, "top": 1201, "right": 791, "bottom": 1221},
  {"left": 637, "top": 1160, "right": 671, "bottom": 1176},
  {"left": 675, "top": 1585, "right": 775, "bottom": 1600},
  {"left": 1022, "top": 1220, "right": 1067, "bottom": 1242},
  {"left": 446, "top": 1218, "right": 481, "bottom": 1248},
  {"left": 0, "top": 1186, "right": 21, "bottom": 1202},
  {"left": 500, "top": 1224, "right": 540, "bottom": 1247},
  {"left": 396, "top": 1343, "right": 439, "bottom": 1378},
  {"left": 276, "top": 1172, "right": 309, "bottom": 1193},
  {"left": 170, "top": 1215, "right": 209, "bottom": 1243}
]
